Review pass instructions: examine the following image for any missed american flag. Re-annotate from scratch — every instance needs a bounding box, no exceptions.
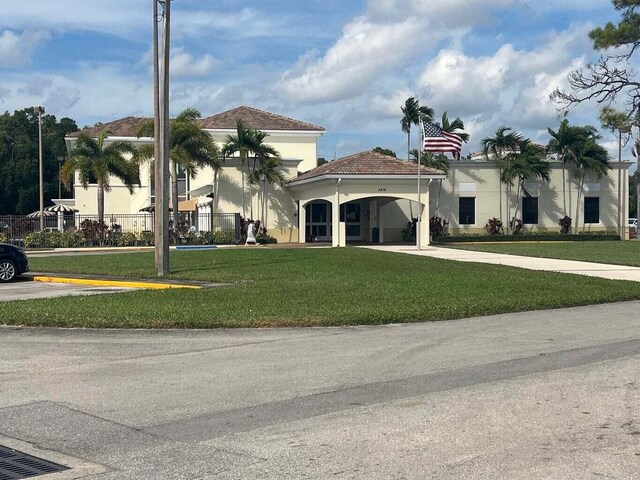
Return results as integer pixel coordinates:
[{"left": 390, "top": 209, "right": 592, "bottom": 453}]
[{"left": 422, "top": 122, "right": 463, "bottom": 160}]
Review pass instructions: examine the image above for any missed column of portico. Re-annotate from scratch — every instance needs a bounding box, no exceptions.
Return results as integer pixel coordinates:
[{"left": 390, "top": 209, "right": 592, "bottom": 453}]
[
  {"left": 298, "top": 201, "right": 306, "bottom": 243},
  {"left": 332, "top": 187, "right": 340, "bottom": 247}
]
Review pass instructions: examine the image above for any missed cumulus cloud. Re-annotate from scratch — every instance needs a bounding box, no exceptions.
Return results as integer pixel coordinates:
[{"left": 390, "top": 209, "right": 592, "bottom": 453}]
[
  {"left": 170, "top": 48, "right": 219, "bottom": 78},
  {"left": 0, "top": 30, "right": 50, "bottom": 67},
  {"left": 279, "top": 16, "right": 425, "bottom": 103}
]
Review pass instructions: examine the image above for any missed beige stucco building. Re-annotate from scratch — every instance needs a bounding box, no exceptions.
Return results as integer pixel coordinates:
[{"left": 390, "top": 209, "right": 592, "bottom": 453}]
[{"left": 64, "top": 106, "right": 633, "bottom": 243}]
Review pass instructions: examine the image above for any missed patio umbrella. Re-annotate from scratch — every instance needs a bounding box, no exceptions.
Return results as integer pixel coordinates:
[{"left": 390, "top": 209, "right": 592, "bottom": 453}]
[
  {"left": 46, "top": 204, "right": 79, "bottom": 231},
  {"left": 26, "top": 210, "right": 55, "bottom": 218}
]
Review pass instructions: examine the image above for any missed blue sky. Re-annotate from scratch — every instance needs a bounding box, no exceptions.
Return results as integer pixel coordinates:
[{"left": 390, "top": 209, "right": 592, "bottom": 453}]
[{"left": 1, "top": 0, "right": 636, "bottom": 165}]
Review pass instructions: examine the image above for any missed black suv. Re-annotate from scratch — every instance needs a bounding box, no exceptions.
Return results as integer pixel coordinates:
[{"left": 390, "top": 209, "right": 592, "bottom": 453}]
[{"left": 0, "top": 243, "right": 29, "bottom": 282}]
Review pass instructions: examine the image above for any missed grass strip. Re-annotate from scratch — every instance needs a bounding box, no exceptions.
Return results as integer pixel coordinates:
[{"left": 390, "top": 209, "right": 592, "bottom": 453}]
[
  {"left": 446, "top": 241, "right": 640, "bottom": 267},
  {"left": 1, "top": 248, "right": 639, "bottom": 328}
]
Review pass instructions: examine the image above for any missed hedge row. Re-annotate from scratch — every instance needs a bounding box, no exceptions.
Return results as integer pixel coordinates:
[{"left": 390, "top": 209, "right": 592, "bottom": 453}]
[
  {"left": 23, "top": 230, "right": 238, "bottom": 248},
  {"left": 434, "top": 233, "right": 621, "bottom": 243}
]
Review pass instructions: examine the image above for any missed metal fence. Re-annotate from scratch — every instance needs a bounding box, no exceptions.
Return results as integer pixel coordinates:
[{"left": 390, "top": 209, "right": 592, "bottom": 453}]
[{"left": 0, "top": 212, "right": 241, "bottom": 248}]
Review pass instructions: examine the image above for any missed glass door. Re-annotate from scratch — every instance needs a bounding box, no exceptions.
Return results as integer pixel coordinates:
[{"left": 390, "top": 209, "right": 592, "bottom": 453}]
[
  {"left": 305, "top": 201, "right": 331, "bottom": 241},
  {"left": 340, "top": 202, "right": 362, "bottom": 241}
]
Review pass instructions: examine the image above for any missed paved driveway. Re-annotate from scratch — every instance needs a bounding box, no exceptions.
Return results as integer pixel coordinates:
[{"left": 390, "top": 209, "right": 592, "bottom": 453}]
[{"left": 1, "top": 302, "right": 639, "bottom": 479}]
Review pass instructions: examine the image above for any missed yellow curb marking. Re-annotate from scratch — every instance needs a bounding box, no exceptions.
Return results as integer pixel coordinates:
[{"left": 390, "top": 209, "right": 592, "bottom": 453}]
[{"left": 32, "top": 276, "right": 202, "bottom": 290}]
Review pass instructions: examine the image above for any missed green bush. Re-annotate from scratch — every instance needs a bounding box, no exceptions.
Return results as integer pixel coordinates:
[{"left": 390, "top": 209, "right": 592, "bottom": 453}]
[
  {"left": 138, "top": 231, "right": 154, "bottom": 246},
  {"left": 435, "top": 233, "right": 621, "bottom": 243},
  {"left": 212, "top": 230, "right": 236, "bottom": 245},
  {"left": 256, "top": 234, "right": 278, "bottom": 244},
  {"left": 117, "top": 232, "right": 137, "bottom": 247}
]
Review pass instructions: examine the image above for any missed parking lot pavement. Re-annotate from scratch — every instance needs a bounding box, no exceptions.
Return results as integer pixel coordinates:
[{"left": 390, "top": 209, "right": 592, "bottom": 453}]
[{"left": 0, "top": 277, "right": 135, "bottom": 301}]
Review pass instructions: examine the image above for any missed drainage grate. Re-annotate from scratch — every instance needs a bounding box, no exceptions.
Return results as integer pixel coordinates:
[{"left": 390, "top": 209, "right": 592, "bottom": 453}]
[{"left": 0, "top": 445, "right": 69, "bottom": 480}]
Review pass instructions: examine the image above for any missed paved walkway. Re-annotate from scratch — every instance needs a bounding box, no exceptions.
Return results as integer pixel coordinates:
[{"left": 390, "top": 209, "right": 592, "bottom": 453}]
[{"left": 362, "top": 245, "right": 640, "bottom": 282}]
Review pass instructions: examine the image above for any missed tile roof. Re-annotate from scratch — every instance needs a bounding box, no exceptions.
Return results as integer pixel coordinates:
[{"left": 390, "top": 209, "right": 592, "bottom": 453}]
[
  {"left": 200, "top": 106, "right": 324, "bottom": 132},
  {"left": 67, "top": 116, "right": 150, "bottom": 138},
  {"left": 67, "top": 106, "right": 324, "bottom": 138},
  {"left": 290, "top": 150, "right": 446, "bottom": 183}
]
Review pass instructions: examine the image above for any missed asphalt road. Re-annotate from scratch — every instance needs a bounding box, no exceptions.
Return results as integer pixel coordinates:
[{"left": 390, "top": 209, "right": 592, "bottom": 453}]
[
  {"left": 1, "top": 302, "right": 639, "bottom": 479},
  {"left": 0, "top": 277, "right": 135, "bottom": 301}
]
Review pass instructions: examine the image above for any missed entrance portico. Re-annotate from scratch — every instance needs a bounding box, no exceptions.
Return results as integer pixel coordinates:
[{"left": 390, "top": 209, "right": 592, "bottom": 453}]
[{"left": 287, "top": 151, "right": 446, "bottom": 247}]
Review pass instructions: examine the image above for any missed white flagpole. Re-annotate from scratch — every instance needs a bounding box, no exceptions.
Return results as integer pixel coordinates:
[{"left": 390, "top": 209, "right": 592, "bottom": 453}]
[{"left": 417, "top": 120, "right": 422, "bottom": 251}]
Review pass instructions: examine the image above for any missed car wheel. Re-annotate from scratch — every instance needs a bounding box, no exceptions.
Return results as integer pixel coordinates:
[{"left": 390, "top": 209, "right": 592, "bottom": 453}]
[{"left": 0, "top": 259, "right": 17, "bottom": 282}]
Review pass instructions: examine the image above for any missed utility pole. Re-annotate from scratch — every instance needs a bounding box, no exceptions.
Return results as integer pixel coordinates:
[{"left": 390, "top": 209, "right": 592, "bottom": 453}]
[
  {"left": 154, "top": 0, "right": 170, "bottom": 275},
  {"left": 35, "top": 106, "right": 45, "bottom": 231}
]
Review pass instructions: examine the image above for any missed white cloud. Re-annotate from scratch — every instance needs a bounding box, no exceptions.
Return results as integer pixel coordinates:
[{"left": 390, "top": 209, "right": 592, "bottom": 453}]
[
  {"left": 170, "top": 48, "right": 219, "bottom": 78},
  {"left": 0, "top": 30, "right": 50, "bottom": 67},
  {"left": 279, "top": 16, "right": 425, "bottom": 103}
]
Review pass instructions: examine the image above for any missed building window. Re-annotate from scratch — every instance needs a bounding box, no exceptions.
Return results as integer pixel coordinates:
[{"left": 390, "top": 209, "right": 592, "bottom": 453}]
[
  {"left": 458, "top": 197, "right": 475, "bottom": 225},
  {"left": 584, "top": 197, "right": 600, "bottom": 223},
  {"left": 522, "top": 197, "right": 539, "bottom": 224}
]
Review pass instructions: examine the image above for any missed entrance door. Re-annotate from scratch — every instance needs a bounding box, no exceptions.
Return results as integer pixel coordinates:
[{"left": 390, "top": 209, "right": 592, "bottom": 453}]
[
  {"left": 340, "top": 202, "right": 362, "bottom": 241},
  {"left": 305, "top": 201, "right": 331, "bottom": 241}
]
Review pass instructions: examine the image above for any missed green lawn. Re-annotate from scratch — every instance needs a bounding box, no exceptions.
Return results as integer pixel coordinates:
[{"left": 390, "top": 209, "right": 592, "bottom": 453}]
[
  {"left": 2, "top": 248, "right": 639, "bottom": 328},
  {"left": 445, "top": 240, "right": 640, "bottom": 267}
]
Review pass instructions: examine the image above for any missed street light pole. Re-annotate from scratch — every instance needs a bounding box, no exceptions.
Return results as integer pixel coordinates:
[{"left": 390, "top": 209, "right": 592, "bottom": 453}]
[
  {"left": 34, "top": 106, "right": 45, "bottom": 231},
  {"left": 153, "top": 0, "right": 171, "bottom": 275}
]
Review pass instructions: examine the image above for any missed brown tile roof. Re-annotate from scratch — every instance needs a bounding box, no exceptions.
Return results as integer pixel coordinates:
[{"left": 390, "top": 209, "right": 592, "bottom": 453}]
[
  {"left": 67, "top": 116, "right": 150, "bottom": 138},
  {"left": 290, "top": 151, "right": 446, "bottom": 183},
  {"left": 200, "top": 106, "right": 324, "bottom": 132}
]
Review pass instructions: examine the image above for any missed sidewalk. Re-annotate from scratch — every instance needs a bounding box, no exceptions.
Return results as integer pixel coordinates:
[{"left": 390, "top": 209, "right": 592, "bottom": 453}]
[{"left": 362, "top": 245, "right": 640, "bottom": 283}]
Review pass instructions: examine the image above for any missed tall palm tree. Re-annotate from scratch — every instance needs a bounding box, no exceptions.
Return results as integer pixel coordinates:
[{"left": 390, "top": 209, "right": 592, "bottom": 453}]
[
  {"left": 401, "top": 97, "right": 434, "bottom": 218},
  {"left": 248, "top": 155, "right": 285, "bottom": 232},
  {"left": 246, "top": 128, "right": 281, "bottom": 220},
  {"left": 547, "top": 119, "right": 585, "bottom": 217},
  {"left": 500, "top": 139, "right": 550, "bottom": 233},
  {"left": 62, "top": 129, "right": 140, "bottom": 238},
  {"left": 438, "top": 112, "right": 470, "bottom": 144},
  {"left": 136, "top": 108, "right": 219, "bottom": 232},
  {"left": 480, "top": 126, "right": 522, "bottom": 221},
  {"left": 572, "top": 137, "right": 610, "bottom": 233},
  {"left": 222, "top": 122, "right": 282, "bottom": 220},
  {"left": 411, "top": 149, "right": 449, "bottom": 215}
]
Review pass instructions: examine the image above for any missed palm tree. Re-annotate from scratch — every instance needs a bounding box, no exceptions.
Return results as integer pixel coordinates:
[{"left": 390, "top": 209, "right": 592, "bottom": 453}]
[
  {"left": 572, "top": 137, "right": 610, "bottom": 233},
  {"left": 136, "top": 108, "right": 219, "bottom": 232},
  {"left": 221, "top": 122, "right": 281, "bottom": 221},
  {"left": 438, "top": 112, "right": 470, "bottom": 144},
  {"left": 480, "top": 126, "right": 523, "bottom": 221},
  {"left": 401, "top": 97, "right": 434, "bottom": 218},
  {"left": 62, "top": 129, "right": 139, "bottom": 239},
  {"left": 248, "top": 155, "right": 285, "bottom": 232},
  {"left": 500, "top": 139, "right": 550, "bottom": 233},
  {"left": 411, "top": 149, "right": 449, "bottom": 216},
  {"left": 547, "top": 119, "right": 585, "bottom": 217},
  {"left": 246, "top": 128, "right": 281, "bottom": 220}
]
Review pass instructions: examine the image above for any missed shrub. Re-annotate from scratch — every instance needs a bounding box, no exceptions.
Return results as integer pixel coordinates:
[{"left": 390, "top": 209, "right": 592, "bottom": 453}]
[
  {"left": 256, "top": 234, "right": 278, "bottom": 244},
  {"left": 138, "top": 231, "right": 155, "bottom": 246},
  {"left": 212, "top": 230, "right": 235, "bottom": 245},
  {"left": 117, "top": 232, "right": 137, "bottom": 247},
  {"left": 402, "top": 218, "right": 418, "bottom": 242},
  {"left": 509, "top": 218, "right": 523, "bottom": 235},
  {"left": 559, "top": 216, "right": 572, "bottom": 234},
  {"left": 485, "top": 217, "right": 504, "bottom": 235},
  {"left": 430, "top": 216, "right": 449, "bottom": 239}
]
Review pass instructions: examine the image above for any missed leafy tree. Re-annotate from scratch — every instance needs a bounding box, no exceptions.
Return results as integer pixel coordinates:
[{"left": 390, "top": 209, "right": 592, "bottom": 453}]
[
  {"left": 373, "top": 147, "right": 396, "bottom": 157},
  {"left": 0, "top": 109, "right": 77, "bottom": 214},
  {"left": 61, "top": 129, "right": 139, "bottom": 233},
  {"left": 501, "top": 139, "right": 551, "bottom": 233},
  {"left": 551, "top": 0, "right": 640, "bottom": 119},
  {"left": 136, "top": 108, "right": 219, "bottom": 231},
  {"left": 317, "top": 157, "right": 328, "bottom": 166}
]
